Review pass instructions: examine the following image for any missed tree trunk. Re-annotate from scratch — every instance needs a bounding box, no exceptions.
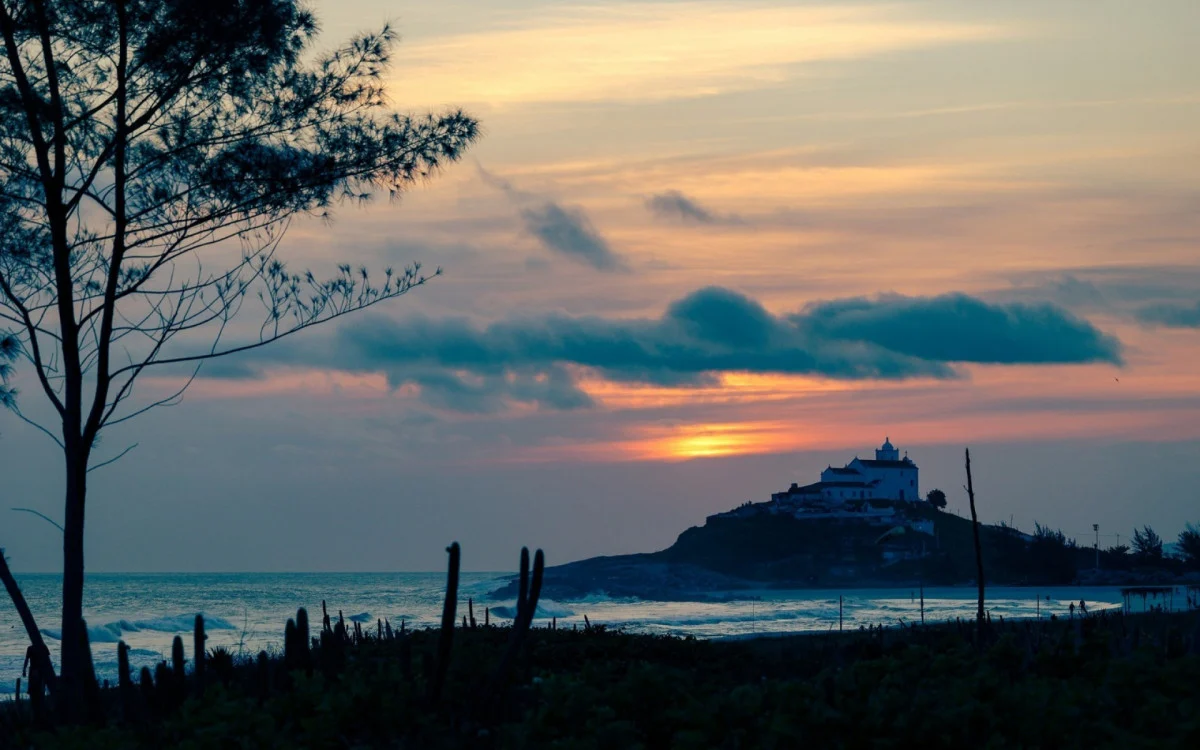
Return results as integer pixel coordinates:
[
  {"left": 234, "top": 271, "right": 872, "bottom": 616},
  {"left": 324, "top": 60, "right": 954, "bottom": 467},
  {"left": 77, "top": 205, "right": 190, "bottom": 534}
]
[
  {"left": 965, "top": 447, "right": 985, "bottom": 639},
  {"left": 57, "top": 444, "right": 89, "bottom": 721},
  {"left": 0, "top": 550, "right": 57, "bottom": 694}
]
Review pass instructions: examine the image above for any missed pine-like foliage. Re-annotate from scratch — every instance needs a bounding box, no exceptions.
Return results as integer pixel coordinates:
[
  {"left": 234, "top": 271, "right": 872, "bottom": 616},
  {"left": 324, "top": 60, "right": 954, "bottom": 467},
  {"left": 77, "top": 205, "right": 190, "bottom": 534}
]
[{"left": 0, "top": 0, "right": 478, "bottom": 719}]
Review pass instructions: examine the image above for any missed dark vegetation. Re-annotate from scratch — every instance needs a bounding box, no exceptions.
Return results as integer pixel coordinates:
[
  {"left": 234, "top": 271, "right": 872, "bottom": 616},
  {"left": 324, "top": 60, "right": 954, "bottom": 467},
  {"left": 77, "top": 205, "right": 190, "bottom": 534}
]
[
  {"left": 513, "top": 448, "right": 1200, "bottom": 601},
  {"left": 2, "top": 546, "right": 1199, "bottom": 749},
  {"left": 525, "top": 506, "right": 1200, "bottom": 602}
]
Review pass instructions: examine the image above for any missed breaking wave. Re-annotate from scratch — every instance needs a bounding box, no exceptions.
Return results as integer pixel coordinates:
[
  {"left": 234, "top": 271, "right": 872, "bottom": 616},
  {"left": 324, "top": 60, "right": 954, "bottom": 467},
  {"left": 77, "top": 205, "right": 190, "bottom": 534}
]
[
  {"left": 488, "top": 601, "right": 575, "bottom": 620},
  {"left": 41, "top": 613, "right": 236, "bottom": 642}
]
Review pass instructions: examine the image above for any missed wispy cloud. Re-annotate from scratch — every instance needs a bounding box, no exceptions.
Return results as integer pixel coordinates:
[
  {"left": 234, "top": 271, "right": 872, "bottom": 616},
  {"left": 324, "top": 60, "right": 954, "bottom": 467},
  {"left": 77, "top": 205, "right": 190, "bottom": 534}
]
[
  {"left": 519, "top": 202, "right": 626, "bottom": 272},
  {"left": 390, "top": 3, "right": 1014, "bottom": 106},
  {"left": 477, "top": 164, "right": 627, "bottom": 271},
  {"left": 645, "top": 190, "right": 743, "bottom": 225},
  {"left": 1135, "top": 301, "right": 1200, "bottom": 329}
]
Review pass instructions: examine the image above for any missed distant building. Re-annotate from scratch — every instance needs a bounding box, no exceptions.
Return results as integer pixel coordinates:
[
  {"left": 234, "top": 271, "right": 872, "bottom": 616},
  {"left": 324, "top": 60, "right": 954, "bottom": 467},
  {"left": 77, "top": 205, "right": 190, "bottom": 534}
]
[{"left": 772, "top": 438, "right": 920, "bottom": 508}]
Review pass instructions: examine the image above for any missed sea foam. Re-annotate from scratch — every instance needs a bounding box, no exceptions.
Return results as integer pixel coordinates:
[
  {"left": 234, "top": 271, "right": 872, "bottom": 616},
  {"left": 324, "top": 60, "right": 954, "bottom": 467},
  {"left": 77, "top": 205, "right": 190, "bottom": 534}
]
[
  {"left": 488, "top": 601, "right": 575, "bottom": 620},
  {"left": 41, "top": 613, "right": 236, "bottom": 642}
]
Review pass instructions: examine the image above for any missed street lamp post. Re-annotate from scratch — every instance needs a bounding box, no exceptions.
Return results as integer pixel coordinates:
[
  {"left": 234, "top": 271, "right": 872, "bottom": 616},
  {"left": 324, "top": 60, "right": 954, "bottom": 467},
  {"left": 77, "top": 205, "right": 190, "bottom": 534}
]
[{"left": 1094, "top": 524, "right": 1100, "bottom": 570}]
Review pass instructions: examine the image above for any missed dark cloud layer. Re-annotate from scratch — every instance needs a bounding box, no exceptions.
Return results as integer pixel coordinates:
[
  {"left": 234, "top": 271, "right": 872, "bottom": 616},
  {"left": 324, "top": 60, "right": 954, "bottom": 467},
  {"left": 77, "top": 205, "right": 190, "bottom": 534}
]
[
  {"left": 519, "top": 202, "right": 626, "bottom": 271},
  {"left": 645, "top": 190, "right": 741, "bottom": 225},
  {"left": 795, "top": 293, "right": 1123, "bottom": 365},
  {"left": 1135, "top": 301, "right": 1200, "bottom": 328},
  {"left": 225, "top": 287, "right": 1122, "bottom": 412}
]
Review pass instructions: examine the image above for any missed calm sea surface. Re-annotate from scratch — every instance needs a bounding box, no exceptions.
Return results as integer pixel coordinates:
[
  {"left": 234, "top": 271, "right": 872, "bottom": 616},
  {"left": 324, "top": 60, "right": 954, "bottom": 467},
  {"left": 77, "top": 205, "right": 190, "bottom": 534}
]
[{"left": 0, "top": 573, "right": 1186, "bottom": 692}]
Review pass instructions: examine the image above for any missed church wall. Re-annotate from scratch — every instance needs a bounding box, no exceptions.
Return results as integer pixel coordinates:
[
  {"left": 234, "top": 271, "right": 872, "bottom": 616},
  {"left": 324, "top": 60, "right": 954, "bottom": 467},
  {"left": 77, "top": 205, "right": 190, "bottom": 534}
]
[{"left": 868, "top": 467, "right": 918, "bottom": 502}]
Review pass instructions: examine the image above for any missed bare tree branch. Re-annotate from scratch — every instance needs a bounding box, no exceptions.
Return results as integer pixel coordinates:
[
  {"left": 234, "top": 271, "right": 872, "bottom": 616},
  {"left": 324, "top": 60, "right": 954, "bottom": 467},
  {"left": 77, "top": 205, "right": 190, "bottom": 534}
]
[
  {"left": 10, "top": 507, "right": 64, "bottom": 533},
  {"left": 87, "top": 442, "right": 139, "bottom": 473}
]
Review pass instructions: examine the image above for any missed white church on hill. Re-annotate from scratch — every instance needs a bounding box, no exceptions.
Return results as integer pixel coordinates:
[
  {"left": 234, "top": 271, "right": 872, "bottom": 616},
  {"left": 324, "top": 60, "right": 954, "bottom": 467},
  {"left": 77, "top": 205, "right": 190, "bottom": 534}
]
[{"left": 772, "top": 438, "right": 920, "bottom": 508}]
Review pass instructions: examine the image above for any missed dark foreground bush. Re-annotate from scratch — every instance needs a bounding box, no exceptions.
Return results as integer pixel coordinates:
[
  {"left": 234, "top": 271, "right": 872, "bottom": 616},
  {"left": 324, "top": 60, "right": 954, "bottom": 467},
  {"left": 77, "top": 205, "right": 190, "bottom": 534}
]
[{"left": 2, "top": 607, "right": 1199, "bottom": 749}]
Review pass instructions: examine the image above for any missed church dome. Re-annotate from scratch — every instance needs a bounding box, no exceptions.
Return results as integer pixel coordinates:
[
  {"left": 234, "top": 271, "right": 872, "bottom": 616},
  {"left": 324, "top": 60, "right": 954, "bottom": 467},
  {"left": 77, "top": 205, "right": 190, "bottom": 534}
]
[{"left": 881, "top": 437, "right": 894, "bottom": 452}]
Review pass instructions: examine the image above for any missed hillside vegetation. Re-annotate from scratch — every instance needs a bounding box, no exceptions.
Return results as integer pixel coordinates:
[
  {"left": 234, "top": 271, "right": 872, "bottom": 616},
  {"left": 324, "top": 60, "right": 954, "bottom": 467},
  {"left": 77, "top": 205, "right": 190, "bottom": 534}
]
[{"left": 517, "top": 503, "right": 1198, "bottom": 599}]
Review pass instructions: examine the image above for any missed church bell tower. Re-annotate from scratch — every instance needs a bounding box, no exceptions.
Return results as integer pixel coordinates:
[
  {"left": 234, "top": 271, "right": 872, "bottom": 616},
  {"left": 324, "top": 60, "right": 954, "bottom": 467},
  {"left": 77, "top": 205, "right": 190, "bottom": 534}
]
[{"left": 875, "top": 437, "right": 899, "bottom": 461}]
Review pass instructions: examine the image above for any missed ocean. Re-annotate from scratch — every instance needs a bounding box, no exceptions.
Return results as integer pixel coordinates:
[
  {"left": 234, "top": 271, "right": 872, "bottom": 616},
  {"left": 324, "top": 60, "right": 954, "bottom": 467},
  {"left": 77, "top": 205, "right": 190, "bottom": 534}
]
[{"left": 0, "top": 573, "right": 1186, "bottom": 694}]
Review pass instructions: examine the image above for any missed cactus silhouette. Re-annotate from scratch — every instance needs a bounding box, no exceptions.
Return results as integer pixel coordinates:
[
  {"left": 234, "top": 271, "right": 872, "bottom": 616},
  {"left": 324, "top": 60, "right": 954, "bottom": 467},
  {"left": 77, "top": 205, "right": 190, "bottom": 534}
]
[
  {"left": 171, "top": 636, "right": 186, "bottom": 707},
  {"left": 491, "top": 548, "right": 546, "bottom": 695},
  {"left": 430, "top": 541, "right": 460, "bottom": 704},
  {"left": 256, "top": 651, "right": 270, "bottom": 704},
  {"left": 284, "top": 618, "right": 297, "bottom": 672},
  {"left": 139, "top": 666, "right": 156, "bottom": 719},
  {"left": 117, "top": 641, "right": 135, "bottom": 721},
  {"left": 296, "top": 608, "right": 312, "bottom": 675},
  {"left": 193, "top": 615, "right": 206, "bottom": 697}
]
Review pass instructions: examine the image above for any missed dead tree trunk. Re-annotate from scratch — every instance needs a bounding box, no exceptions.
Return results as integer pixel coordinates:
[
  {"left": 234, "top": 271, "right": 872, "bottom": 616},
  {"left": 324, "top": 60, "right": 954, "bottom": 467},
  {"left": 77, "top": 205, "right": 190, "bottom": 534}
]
[
  {"left": 0, "top": 549, "right": 57, "bottom": 694},
  {"left": 965, "top": 447, "right": 985, "bottom": 640}
]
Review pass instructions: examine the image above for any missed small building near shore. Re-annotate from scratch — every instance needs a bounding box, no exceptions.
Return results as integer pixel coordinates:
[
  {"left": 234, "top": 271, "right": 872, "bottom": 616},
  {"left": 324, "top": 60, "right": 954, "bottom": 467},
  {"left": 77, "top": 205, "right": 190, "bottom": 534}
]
[{"left": 772, "top": 438, "right": 920, "bottom": 509}]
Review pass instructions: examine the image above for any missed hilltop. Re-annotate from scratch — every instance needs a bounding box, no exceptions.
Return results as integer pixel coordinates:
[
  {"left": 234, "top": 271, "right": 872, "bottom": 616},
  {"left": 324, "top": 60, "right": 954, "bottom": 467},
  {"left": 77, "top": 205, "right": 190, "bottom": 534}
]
[{"left": 492, "top": 500, "right": 1195, "bottom": 601}]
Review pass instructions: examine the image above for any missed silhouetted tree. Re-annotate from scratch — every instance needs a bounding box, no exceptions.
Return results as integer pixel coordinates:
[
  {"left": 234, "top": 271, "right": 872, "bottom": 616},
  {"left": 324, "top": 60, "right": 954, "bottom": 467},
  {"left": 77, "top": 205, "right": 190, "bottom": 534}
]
[
  {"left": 1131, "top": 526, "right": 1164, "bottom": 561},
  {"left": 0, "top": 0, "right": 477, "bottom": 718},
  {"left": 1102, "top": 544, "right": 1131, "bottom": 571},
  {"left": 1029, "top": 522, "right": 1078, "bottom": 583},
  {"left": 1178, "top": 524, "right": 1200, "bottom": 569},
  {"left": 925, "top": 488, "right": 947, "bottom": 510}
]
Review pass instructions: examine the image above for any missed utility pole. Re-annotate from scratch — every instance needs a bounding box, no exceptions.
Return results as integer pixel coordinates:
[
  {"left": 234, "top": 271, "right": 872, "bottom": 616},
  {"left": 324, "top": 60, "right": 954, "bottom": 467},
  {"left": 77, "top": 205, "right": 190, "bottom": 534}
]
[{"left": 1094, "top": 524, "right": 1100, "bottom": 570}]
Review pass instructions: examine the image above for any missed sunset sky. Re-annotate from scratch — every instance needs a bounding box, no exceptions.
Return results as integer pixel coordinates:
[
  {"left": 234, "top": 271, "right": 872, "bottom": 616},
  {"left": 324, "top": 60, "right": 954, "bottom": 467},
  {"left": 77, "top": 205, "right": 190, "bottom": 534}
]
[{"left": 5, "top": 0, "right": 1200, "bottom": 571}]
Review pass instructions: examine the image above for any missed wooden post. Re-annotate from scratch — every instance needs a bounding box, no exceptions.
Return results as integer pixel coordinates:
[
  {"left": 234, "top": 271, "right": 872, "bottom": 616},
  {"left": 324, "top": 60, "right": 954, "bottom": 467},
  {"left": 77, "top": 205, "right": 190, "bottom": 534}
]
[
  {"left": 919, "top": 537, "right": 926, "bottom": 626},
  {"left": 965, "top": 447, "right": 985, "bottom": 640}
]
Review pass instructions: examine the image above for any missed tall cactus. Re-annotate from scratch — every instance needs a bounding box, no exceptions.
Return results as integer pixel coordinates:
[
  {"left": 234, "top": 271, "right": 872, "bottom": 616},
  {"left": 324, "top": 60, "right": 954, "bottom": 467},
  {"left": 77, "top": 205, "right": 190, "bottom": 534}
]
[
  {"left": 154, "top": 661, "right": 171, "bottom": 714},
  {"left": 430, "top": 541, "right": 461, "bottom": 704},
  {"left": 296, "top": 608, "right": 312, "bottom": 675},
  {"left": 171, "top": 636, "right": 186, "bottom": 707},
  {"left": 117, "top": 641, "right": 135, "bottom": 722},
  {"left": 81, "top": 620, "right": 103, "bottom": 724},
  {"left": 28, "top": 657, "right": 45, "bottom": 724},
  {"left": 491, "top": 548, "right": 546, "bottom": 693},
  {"left": 256, "top": 651, "right": 270, "bottom": 704},
  {"left": 139, "top": 666, "right": 156, "bottom": 719},
  {"left": 284, "top": 618, "right": 298, "bottom": 673},
  {"left": 516, "top": 548, "right": 530, "bottom": 625},
  {"left": 193, "top": 615, "right": 207, "bottom": 697}
]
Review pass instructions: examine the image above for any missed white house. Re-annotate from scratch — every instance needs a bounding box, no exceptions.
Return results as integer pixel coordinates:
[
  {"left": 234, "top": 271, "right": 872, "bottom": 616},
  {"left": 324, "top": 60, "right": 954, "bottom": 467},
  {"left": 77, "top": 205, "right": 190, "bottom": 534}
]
[{"left": 772, "top": 438, "right": 920, "bottom": 508}]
